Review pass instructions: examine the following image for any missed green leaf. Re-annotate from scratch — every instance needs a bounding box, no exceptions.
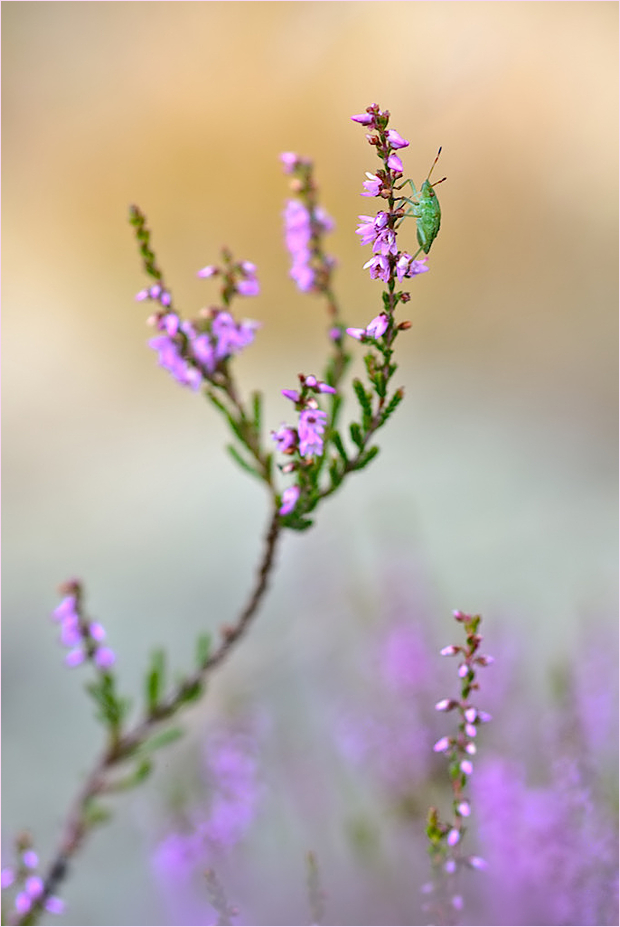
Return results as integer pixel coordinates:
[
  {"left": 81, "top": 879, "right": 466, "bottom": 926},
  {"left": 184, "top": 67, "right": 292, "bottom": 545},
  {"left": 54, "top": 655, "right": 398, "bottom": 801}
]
[
  {"left": 86, "top": 674, "right": 131, "bottom": 729},
  {"left": 330, "top": 431, "right": 348, "bottom": 463},
  {"left": 105, "top": 758, "right": 153, "bottom": 793},
  {"left": 178, "top": 679, "right": 204, "bottom": 704},
  {"left": 352, "top": 446, "right": 379, "bottom": 471},
  {"left": 349, "top": 422, "right": 364, "bottom": 449},
  {"left": 352, "top": 379, "right": 373, "bottom": 429},
  {"left": 226, "top": 444, "right": 262, "bottom": 481},
  {"left": 195, "top": 633, "right": 211, "bottom": 669},
  {"left": 137, "top": 726, "right": 184, "bottom": 756},
  {"left": 146, "top": 649, "right": 166, "bottom": 715},
  {"left": 83, "top": 798, "right": 112, "bottom": 829},
  {"left": 251, "top": 391, "right": 262, "bottom": 435},
  {"left": 329, "top": 459, "right": 343, "bottom": 489},
  {"left": 379, "top": 388, "right": 404, "bottom": 425}
]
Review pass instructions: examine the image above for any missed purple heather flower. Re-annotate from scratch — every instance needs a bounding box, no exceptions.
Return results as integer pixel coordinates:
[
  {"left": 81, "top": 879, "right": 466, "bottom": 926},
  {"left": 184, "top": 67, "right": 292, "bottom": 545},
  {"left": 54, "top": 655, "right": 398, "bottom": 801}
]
[
  {"left": 94, "top": 646, "right": 116, "bottom": 669},
  {"left": 435, "top": 699, "right": 455, "bottom": 712},
  {"left": 236, "top": 261, "right": 260, "bottom": 297},
  {"left": 452, "top": 895, "right": 464, "bottom": 911},
  {"left": 89, "top": 622, "right": 106, "bottom": 642},
  {"left": 386, "top": 152, "right": 403, "bottom": 173},
  {"left": 280, "top": 151, "right": 299, "bottom": 173},
  {"left": 59, "top": 616, "right": 82, "bottom": 647},
  {"left": 1, "top": 868, "right": 15, "bottom": 889},
  {"left": 197, "top": 264, "right": 218, "bottom": 278},
  {"left": 281, "top": 389, "right": 300, "bottom": 403},
  {"left": 191, "top": 334, "right": 216, "bottom": 374},
  {"left": 362, "top": 254, "right": 391, "bottom": 283},
  {"left": 457, "top": 801, "right": 471, "bottom": 817},
  {"left": 440, "top": 645, "right": 459, "bottom": 656},
  {"left": 395, "top": 253, "right": 429, "bottom": 282},
  {"left": 65, "top": 648, "right": 86, "bottom": 667},
  {"left": 271, "top": 425, "right": 297, "bottom": 453},
  {"left": 304, "top": 375, "right": 336, "bottom": 394},
  {"left": 346, "top": 328, "right": 366, "bottom": 341},
  {"left": 361, "top": 172, "right": 382, "bottom": 197},
  {"left": 386, "top": 129, "right": 409, "bottom": 149},
  {"left": 24, "top": 876, "right": 43, "bottom": 899},
  {"left": 365, "top": 313, "right": 389, "bottom": 339},
  {"left": 15, "top": 893, "right": 32, "bottom": 914},
  {"left": 298, "top": 408, "right": 327, "bottom": 457},
  {"left": 433, "top": 736, "right": 451, "bottom": 753},
  {"left": 447, "top": 828, "right": 460, "bottom": 847},
  {"left": 460, "top": 759, "right": 474, "bottom": 775},
  {"left": 52, "top": 595, "right": 78, "bottom": 623},
  {"left": 356, "top": 215, "right": 378, "bottom": 246},
  {"left": 44, "top": 897, "right": 65, "bottom": 915},
  {"left": 372, "top": 227, "right": 398, "bottom": 256},
  {"left": 351, "top": 112, "right": 374, "bottom": 125},
  {"left": 279, "top": 485, "right": 300, "bottom": 516},
  {"left": 160, "top": 313, "right": 179, "bottom": 337},
  {"left": 468, "top": 855, "right": 488, "bottom": 871}
]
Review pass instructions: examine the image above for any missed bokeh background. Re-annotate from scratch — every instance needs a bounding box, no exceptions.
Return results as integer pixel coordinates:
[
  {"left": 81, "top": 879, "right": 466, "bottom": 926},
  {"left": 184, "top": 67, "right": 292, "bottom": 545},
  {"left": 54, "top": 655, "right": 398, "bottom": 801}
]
[{"left": 3, "top": 3, "right": 618, "bottom": 925}]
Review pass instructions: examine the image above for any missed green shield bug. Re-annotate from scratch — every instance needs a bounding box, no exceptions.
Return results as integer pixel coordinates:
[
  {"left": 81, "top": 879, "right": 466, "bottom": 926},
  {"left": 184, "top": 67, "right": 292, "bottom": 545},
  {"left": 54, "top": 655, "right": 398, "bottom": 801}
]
[{"left": 397, "top": 148, "right": 446, "bottom": 256}]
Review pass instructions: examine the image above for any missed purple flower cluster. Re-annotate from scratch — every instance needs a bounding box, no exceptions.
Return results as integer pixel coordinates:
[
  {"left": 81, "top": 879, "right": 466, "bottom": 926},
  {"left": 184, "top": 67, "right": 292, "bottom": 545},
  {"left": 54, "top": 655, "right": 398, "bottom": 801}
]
[
  {"left": 152, "top": 727, "right": 261, "bottom": 916},
  {"left": 473, "top": 756, "right": 619, "bottom": 925},
  {"left": 271, "top": 375, "right": 336, "bottom": 514},
  {"left": 280, "top": 152, "right": 335, "bottom": 295},
  {"left": 197, "top": 260, "right": 260, "bottom": 297},
  {"left": 148, "top": 307, "right": 260, "bottom": 391},
  {"left": 51, "top": 583, "right": 115, "bottom": 670},
  {"left": 1, "top": 848, "right": 64, "bottom": 917},
  {"left": 135, "top": 281, "right": 172, "bottom": 308},
  {"left": 282, "top": 199, "right": 334, "bottom": 293},
  {"left": 432, "top": 611, "right": 493, "bottom": 801},
  {"left": 348, "top": 104, "right": 430, "bottom": 341},
  {"left": 138, "top": 257, "right": 260, "bottom": 390}
]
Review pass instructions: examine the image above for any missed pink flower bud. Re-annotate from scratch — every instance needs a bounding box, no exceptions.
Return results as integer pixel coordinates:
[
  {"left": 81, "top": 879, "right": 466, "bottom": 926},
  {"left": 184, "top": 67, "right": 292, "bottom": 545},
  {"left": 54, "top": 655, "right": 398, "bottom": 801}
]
[
  {"left": 351, "top": 113, "right": 374, "bottom": 125},
  {"left": 386, "top": 153, "right": 403, "bottom": 173},
  {"left": 440, "top": 645, "right": 459, "bottom": 656},
  {"left": 469, "top": 856, "right": 488, "bottom": 871},
  {"left": 433, "top": 736, "right": 451, "bottom": 753},
  {"left": 435, "top": 699, "right": 455, "bottom": 712}
]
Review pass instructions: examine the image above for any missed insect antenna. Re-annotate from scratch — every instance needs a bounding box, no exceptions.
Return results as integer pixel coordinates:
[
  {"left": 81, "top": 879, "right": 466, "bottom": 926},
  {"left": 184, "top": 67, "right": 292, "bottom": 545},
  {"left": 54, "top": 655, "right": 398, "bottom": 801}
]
[{"left": 427, "top": 147, "right": 447, "bottom": 187}]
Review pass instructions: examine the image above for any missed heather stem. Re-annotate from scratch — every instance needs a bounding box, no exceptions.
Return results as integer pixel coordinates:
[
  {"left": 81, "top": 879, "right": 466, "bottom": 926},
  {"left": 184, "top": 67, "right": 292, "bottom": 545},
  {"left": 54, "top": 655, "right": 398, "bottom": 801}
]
[{"left": 9, "top": 508, "right": 282, "bottom": 927}]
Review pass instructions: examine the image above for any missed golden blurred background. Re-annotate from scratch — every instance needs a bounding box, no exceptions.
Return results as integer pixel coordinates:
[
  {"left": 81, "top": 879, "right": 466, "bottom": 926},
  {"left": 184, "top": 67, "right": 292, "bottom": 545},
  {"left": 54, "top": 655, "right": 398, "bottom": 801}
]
[{"left": 3, "top": 3, "right": 618, "bottom": 924}]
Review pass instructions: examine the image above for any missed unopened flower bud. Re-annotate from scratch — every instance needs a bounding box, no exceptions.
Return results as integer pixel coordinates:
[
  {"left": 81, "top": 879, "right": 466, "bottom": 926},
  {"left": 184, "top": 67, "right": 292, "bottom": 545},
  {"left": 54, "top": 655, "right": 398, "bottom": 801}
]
[
  {"left": 435, "top": 698, "right": 456, "bottom": 712},
  {"left": 440, "top": 645, "right": 459, "bottom": 656}
]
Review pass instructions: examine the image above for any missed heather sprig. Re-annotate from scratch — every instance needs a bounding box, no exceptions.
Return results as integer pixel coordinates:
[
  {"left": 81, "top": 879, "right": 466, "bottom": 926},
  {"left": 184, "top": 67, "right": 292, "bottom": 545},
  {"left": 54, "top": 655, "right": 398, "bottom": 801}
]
[
  {"left": 4, "top": 105, "right": 444, "bottom": 925},
  {"left": 423, "top": 610, "right": 493, "bottom": 925}
]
